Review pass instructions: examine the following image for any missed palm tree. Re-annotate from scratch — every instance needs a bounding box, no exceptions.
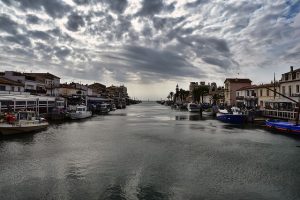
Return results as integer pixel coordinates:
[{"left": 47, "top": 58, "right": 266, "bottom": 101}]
[
  {"left": 212, "top": 93, "right": 220, "bottom": 105},
  {"left": 193, "top": 85, "right": 209, "bottom": 103},
  {"left": 169, "top": 91, "right": 174, "bottom": 102}
]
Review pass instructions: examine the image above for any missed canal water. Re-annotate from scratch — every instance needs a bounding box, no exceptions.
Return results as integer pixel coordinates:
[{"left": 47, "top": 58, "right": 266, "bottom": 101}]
[{"left": 1, "top": 102, "right": 300, "bottom": 200}]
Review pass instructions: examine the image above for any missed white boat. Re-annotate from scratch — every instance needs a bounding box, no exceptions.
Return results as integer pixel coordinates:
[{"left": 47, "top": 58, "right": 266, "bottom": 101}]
[
  {"left": 69, "top": 105, "right": 92, "bottom": 120},
  {"left": 187, "top": 103, "right": 201, "bottom": 112},
  {"left": 100, "top": 103, "right": 110, "bottom": 114},
  {"left": 202, "top": 109, "right": 214, "bottom": 116},
  {"left": 111, "top": 104, "right": 116, "bottom": 111},
  {"left": 0, "top": 111, "right": 49, "bottom": 135}
]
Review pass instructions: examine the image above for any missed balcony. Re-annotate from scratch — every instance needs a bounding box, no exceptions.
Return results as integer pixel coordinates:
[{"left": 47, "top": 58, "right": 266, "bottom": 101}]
[{"left": 236, "top": 96, "right": 244, "bottom": 100}]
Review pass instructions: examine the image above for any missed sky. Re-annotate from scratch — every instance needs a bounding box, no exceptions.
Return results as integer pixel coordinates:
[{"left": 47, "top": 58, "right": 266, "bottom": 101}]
[{"left": 0, "top": 0, "right": 300, "bottom": 100}]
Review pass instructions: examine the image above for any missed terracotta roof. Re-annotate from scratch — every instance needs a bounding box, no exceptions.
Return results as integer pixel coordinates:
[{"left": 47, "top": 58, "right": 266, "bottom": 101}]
[
  {"left": 224, "top": 78, "right": 252, "bottom": 83},
  {"left": 0, "top": 77, "right": 24, "bottom": 86}
]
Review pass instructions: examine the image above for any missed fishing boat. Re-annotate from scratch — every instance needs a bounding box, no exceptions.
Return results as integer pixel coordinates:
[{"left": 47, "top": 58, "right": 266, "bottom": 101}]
[
  {"left": 110, "top": 104, "right": 116, "bottom": 111},
  {"left": 265, "top": 119, "right": 300, "bottom": 134},
  {"left": 0, "top": 111, "right": 49, "bottom": 135},
  {"left": 99, "top": 103, "right": 110, "bottom": 114},
  {"left": 69, "top": 105, "right": 92, "bottom": 120},
  {"left": 202, "top": 108, "right": 214, "bottom": 116},
  {"left": 187, "top": 103, "right": 200, "bottom": 112},
  {"left": 216, "top": 107, "right": 246, "bottom": 124}
]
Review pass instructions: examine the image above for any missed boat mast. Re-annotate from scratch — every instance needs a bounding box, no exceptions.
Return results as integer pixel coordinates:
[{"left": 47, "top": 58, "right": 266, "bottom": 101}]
[{"left": 265, "top": 74, "right": 299, "bottom": 125}]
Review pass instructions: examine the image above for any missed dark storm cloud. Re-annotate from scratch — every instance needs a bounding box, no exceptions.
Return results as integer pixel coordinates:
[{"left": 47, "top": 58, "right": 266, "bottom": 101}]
[
  {"left": 4, "top": 34, "right": 32, "bottom": 47},
  {"left": 53, "top": 46, "right": 72, "bottom": 60},
  {"left": 28, "top": 30, "right": 51, "bottom": 41},
  {"left": 137, "top": 0, "right": 164, "bottom": 16},
  {"left": 66, "top": 13, "right": 85, "bottom": 31},
  {"left": 104, "top": 0, "right": 128, "bottom": 13},
  {"left": 2, "top": 0, "right": 71, "bottom": 18},
  {"left": 185, "top": 0, "right": 209, "bottom": 8},
  {"left": 0, "top": 15, "right": 19, "bottom": 34},
  {"left": 103, "top": 45, "right": 203, "bottom": 81},
  {"left": 26, "top": 14, "right": 40, "bottom": 24},
  {"left": 72, "top": 0, "right": 89, "bottom": 5}
]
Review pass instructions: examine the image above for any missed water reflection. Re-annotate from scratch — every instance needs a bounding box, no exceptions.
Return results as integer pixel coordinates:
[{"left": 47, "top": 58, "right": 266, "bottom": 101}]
[
  {"left": 0, "top": 102, "right": 299, "bottom": 200},
  {"left": 100, "top": 185, "right": 126, "bottom": 200},
  {"left": 175, "top": 114, "right": 206, "bottom": 121},
  {"left": 0, "top": 132, "right": 35, "bottom": 144},
  {"left": 137, "top": 185, "right": 169, "bottom": 200}
]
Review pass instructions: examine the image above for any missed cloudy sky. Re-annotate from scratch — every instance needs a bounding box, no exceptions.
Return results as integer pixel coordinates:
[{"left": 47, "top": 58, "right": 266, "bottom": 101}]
[{"left": 0, "top": 0, "right": 300, "bottom": 100}]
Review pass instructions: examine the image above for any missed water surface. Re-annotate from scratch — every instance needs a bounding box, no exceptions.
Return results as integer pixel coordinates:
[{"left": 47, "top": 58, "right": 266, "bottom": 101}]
[{"left": 1, "top": 102, "right": 300, "bottom": 200}]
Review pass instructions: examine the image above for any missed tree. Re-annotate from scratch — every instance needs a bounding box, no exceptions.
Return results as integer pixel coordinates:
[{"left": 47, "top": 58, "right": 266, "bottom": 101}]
[
  {"left": 212, "top": 93, "right": 220, "bottom": 105},
  {"left": 178, "top": 89, "right": 189, "bottom": 102},
  {"left": 169, "top": 91, "right": 174, "bottom": 102},
  {"left": 193, "top": 85, "right": 209, "bottom": 103}
]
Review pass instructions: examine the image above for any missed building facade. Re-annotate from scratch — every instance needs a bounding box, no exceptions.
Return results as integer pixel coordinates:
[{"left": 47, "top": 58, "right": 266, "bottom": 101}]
[
  {"left": 0, "top": 77, "right": 25, "bottom": 93},
  {"left": 224, "top": 78, "right": 252, "bottom": 106}
]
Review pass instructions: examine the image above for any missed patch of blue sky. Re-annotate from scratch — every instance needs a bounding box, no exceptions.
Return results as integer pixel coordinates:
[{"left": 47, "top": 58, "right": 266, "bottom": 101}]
[{"left": 283, "top": 0, "right": 300, "bottom": 20}]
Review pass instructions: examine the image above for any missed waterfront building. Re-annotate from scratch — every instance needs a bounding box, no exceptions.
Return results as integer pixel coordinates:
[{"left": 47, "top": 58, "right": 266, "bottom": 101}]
[
  {"left": 58, "top": 83, "right": 88, "bottom": 97},
  {"left": 262, "top": 66, "right": 300, "bottom": 112},
  {"left": 106, "top": 85, "right": 128, "bottom": 99},
  {"left": 0, "top": 94, "right": 56, "bottom": 114},
  {"left": 0, "top": 77, "right": 25, "bottom": 93},
  {"left": 236, "top": 85, "right": 257, "bottom": 108},
  {"left": 25, "top": 73, "right": 60, "bottom": 96},
  {"left": 224, "top": 78, "right": 252, "bottom": 106},
  {"left": 88, "top": 83, "right": 107, "bottom": 97},
  {"left": 279, "top": 66, "right": 300, "bottom": 100},
  {"left": 256, "top": 83, "right": 280, "bottom": 109},
  {"left": 2, "top": 71, "right": 37, "bottom": 93}
]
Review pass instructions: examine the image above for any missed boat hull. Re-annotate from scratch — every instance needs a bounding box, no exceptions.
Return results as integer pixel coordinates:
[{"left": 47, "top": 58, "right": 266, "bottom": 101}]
[
  {"left": 266, "top": 120, "right": 300, "bottom": 134},
  {"left": 0, "top": 123, "right": 49, "bottom": 135},
  {"left": 70, "top": 112, "right": 92, "bottom": 120},
  {"left": 202, "top": 111, "right": 213, "bottom": 116},
  {"left": 216, "top": 114, "right": 246, "bottom": 124}
]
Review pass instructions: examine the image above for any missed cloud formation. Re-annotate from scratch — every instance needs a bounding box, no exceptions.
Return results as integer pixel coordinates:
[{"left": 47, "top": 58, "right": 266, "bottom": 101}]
[{"left": 0, "top": 0, "right": 299, "bottom": 98}]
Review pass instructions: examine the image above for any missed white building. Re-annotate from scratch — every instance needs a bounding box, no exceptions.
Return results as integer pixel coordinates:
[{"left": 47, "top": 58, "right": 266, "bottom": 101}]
[
  {"left": 0, "top": 77, "right": 25, "bottom": 93},
  {"left": 3, "top": 71, "right": 37, "bottom": 92},
  {"left": 279, "top": 66, "right": 300, "bottom": 100}
]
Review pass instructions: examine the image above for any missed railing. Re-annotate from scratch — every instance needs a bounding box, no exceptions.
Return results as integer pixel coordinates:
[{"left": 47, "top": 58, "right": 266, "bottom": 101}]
[{"left": 263, "top": 109, "right": 298, "bottom": 120}]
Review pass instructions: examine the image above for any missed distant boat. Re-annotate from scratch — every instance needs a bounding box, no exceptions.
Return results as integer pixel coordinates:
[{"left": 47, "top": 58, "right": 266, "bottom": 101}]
[
  {"left": 266, "top": 119, "right": 300, "bottom": 134},
  {"left": 187, "top": 103, "right": 200, "bottom": 112},
  {"left": 0, "top": 111, "right": 49, "bottom": 135},
  {"left": 216, "top": 107, "right": 246, "bottom": 124},
  {"left": 99, "top": 103, "right": 110, "bottom": 114},
  {"left": 69, "top": 105, "right": 92, "bottom": 120}
]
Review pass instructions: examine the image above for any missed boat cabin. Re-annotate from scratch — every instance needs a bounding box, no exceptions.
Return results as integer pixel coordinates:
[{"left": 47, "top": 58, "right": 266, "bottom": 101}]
[
  {"left": 17, "top": 111, "right": 37, "bottom": 121},
  {"left": 76, "top": 106, "right": 87, "bottom": 112}
]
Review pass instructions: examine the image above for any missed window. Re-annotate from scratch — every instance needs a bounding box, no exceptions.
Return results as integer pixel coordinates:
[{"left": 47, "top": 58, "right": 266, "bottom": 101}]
[
  {"left": 18, "top": 87, "right": 20, "bottom": 92},
  {"left": 297, "top": 85, "right": 299, "bottom": 93},
  {"left": 289, "top": 85, "right": 292, "bottom": 96},
  {"left": 11, "top": 86, "right": 14, "bottom": 91},
  {"left": 282, "top": 86, "right": 286, "bottom": 95},
  {"left": 260, "top": 89, "right": 263, "bottom": 96},
  {"left": 237, "top": 92, "right": 239, "bottom": 96},
  {"left": 0, "top": 85, "right": 6, "bottom": 91},
  {"left": 247, "top": 90, "right": 249, "bottom": 96},
  {"left": 266, "top": 89, "right": 269, "bottom": 96}
]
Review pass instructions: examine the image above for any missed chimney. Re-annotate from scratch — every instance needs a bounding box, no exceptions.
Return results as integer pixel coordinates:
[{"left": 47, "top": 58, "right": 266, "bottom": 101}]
[{"left": 290, "top": 66, "right": 293, "bottom": 72}]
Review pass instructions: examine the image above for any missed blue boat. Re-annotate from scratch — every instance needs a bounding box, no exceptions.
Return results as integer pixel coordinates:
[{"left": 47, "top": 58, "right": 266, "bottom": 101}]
[
  {"left": 265, "top": 119, "right": 300, "bottom": 134},
  {"left": 216, "top": 107, "right": 246, "bottom": 124}
]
